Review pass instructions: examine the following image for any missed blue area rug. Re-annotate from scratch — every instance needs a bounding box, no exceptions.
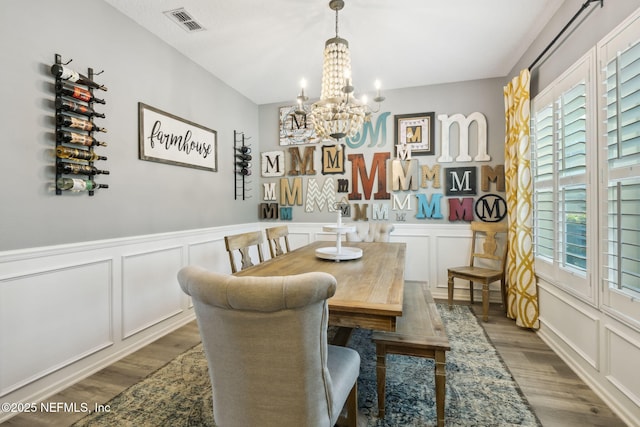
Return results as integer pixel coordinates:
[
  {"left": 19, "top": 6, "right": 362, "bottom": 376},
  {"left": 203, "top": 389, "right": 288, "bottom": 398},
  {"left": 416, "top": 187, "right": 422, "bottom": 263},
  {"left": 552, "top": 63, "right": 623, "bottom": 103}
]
[
  {"left": 73, "top": 304, "right": 540, "bottom": 426},
  {"left": 350, "top": 304, "right": 541, "bottom": 426}
]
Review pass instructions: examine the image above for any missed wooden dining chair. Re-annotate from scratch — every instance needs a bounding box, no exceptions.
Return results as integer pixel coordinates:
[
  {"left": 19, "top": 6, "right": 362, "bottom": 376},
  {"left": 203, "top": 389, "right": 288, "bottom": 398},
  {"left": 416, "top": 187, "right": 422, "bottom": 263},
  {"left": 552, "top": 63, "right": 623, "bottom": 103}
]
[
  {"left": 224, "top": 230, "right": 265, "bottom": 273},
  {"left": 447, "top": 221, "right": 509, "bottom": 322},
  {"left": 265, "top": 225, "right": 290, "bottom": 258}
]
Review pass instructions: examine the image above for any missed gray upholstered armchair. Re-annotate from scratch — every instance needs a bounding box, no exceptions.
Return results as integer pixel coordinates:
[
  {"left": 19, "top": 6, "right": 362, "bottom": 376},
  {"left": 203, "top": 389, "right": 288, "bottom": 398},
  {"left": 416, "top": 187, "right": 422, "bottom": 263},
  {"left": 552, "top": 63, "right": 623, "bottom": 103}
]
[
  {"left": 177, "top": 266, "right": 360, "bottom": 427},
  {"left": 346, "top": 222, "right": 395, "bottom": 242}
]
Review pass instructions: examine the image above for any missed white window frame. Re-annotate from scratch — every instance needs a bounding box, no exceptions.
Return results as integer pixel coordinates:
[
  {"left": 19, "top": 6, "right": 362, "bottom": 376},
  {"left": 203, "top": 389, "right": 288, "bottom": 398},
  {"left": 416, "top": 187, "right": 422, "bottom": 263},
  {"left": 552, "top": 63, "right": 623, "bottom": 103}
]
[
  {"left": 531, "top": 48, "right": 598, "bottom": 305},
  {"left": 597, "top": 10, "right": 640, "bottom": 328}
]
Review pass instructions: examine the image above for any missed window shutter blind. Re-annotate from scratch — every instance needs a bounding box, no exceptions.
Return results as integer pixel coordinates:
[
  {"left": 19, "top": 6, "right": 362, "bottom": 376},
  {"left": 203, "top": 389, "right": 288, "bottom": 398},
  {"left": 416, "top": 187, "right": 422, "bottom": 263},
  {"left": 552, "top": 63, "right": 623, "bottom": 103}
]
[
  {"left": 604, "top": 39, "right": 640, "bottom": 294},
  {"left": 531, "top": 51, "right": 593, "bottom": 289}
]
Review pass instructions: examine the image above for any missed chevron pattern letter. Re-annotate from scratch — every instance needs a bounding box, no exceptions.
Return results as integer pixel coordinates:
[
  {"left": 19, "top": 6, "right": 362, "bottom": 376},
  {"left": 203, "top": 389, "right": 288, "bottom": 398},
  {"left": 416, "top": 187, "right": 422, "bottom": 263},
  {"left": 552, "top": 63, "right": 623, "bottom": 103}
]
[{"left": 305, "top": 178, "right": 336, "bottom": 212}]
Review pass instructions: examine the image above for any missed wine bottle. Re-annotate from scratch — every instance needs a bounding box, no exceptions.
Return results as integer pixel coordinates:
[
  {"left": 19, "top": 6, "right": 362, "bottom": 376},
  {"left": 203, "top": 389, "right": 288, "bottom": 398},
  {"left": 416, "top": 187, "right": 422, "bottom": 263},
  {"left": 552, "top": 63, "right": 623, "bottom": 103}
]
[
  {"left": 56, "top": 82, "right": 105, "bottom": 104},
  {"left": 57, "top": 162, "right": 109, "bottom": 175},
  {"left": 57, "top": 177, "right": 108, "bottom": 191},
  {"left": 57, "top": 114, "right": 106, "bottom": 133},
  {"left": 57, "top": 130, "right": 107, "bottom": 147},
  {"left": 237, "top": 146, "right": 251, "bottom": 154},
  {"left": 236, "top": 154, "right": 252, "bottom": 161},
  {"left": 236, "top": 161, "right": 251, "bottom": 168},
  {"left": 55, "top": 99, "right": 105, "bottom": 118},
  {"left": 50, "top": 64, "right": 107, "bottom": 91},
  {"left": 237, "top": 168, "right": 251, "bottom": 176},
  {"left": 56, "top": 146, "right": 107, "bottom": 161}
]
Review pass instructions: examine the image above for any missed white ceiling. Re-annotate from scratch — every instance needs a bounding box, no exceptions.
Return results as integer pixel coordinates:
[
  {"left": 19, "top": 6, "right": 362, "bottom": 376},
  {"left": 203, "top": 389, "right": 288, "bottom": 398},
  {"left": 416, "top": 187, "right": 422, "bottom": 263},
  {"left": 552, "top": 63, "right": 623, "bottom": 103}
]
[{"left": 103, "top": 0, "right": 564, "bottom": 105}]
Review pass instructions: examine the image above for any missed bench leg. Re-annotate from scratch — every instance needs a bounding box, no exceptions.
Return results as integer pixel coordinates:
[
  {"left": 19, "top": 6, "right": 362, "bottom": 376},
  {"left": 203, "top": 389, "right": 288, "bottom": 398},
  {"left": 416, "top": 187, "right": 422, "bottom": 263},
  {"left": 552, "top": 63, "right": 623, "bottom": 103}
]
[
  {"left": 435, "top": 350, "right": 446, "bottom": 427},
  {"left": 375, "top": 343, "right": 387, "bottom": 418}
]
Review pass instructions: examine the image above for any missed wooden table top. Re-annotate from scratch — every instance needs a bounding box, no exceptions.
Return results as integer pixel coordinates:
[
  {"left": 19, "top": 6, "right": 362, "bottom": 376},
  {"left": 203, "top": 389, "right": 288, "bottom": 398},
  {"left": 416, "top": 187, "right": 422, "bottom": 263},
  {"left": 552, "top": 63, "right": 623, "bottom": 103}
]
[{"left": 235, "top": 241, "right": 406, "bottom": 331}]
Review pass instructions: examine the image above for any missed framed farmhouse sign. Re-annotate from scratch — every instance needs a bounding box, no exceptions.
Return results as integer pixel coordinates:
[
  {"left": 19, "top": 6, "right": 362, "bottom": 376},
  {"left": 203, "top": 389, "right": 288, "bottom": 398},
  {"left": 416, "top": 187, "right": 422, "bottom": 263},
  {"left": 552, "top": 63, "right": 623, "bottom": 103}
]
[{"left": 138, "top": 102, "right": 217, "bottom": 171}]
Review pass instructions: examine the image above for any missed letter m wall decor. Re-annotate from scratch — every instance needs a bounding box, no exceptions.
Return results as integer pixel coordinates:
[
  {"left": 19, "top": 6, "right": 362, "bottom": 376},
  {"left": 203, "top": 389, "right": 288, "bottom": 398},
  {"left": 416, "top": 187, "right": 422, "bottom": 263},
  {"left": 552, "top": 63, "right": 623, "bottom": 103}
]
[
  {"left": 138, "top": 103, "right": 217, "bottom": 171},
  {"left": 445, "top": 167, "right": 477, "bottom": 196},
  {"left": 261, "top": 151, "right": 285, "bottom": 177}
]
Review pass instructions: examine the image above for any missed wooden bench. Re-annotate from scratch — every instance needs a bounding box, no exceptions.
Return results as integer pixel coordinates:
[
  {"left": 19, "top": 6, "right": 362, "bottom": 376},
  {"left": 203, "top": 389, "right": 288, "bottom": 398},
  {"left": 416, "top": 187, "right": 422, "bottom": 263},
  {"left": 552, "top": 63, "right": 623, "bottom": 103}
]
[{"left": 371, "top": 281, "right": 450, "bottom": 427}]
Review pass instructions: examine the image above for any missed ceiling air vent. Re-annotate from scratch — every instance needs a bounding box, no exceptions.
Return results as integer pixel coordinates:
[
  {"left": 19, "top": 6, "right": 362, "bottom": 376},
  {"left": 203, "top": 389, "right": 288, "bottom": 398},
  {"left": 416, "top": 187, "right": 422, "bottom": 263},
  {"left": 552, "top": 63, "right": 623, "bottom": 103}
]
[{"left": 163, "top": 8, "right": 205, "bottom": 33}]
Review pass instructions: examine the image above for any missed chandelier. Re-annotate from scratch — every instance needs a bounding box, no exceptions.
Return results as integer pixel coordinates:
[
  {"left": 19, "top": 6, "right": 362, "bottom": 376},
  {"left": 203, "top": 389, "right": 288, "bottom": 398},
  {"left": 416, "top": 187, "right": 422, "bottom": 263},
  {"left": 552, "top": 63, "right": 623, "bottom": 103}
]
[{"left": 297, "top": 0, "right": 384, "bottom": 142}]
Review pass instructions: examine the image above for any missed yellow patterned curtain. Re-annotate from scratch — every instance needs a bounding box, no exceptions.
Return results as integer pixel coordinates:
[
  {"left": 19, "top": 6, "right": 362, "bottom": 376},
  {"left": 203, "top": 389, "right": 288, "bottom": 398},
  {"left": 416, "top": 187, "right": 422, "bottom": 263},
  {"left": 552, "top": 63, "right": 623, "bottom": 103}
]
[{"left": 503, "top": 69, "right": 539, "bottom": 329}]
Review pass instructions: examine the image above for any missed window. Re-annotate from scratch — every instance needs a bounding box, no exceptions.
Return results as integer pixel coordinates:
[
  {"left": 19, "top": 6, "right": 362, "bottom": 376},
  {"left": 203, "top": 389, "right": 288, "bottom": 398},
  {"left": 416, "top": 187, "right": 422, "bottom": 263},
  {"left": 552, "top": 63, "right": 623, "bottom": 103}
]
[
  {"left": 532, "top": 9, "right": 640, "bottom": 324},
  {"left": 531, "top": 49, "right": 596, "bottom": 301},
  {"left": 599, "top": 11, "right": 640, "bottom": 324}
]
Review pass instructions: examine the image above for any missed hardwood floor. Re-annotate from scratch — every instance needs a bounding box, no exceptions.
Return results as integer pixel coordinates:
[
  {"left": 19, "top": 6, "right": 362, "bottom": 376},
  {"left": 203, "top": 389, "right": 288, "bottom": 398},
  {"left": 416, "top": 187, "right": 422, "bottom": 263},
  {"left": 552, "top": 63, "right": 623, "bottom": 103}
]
[
  {"left": 2, "top": 303, "right": 628, "bottom": 426},
  {"left": 467, "top": 301, "right": 627, "bottom": 427},
  {"left": 1, "top": 322, "right": 202, "bottom": 427}
]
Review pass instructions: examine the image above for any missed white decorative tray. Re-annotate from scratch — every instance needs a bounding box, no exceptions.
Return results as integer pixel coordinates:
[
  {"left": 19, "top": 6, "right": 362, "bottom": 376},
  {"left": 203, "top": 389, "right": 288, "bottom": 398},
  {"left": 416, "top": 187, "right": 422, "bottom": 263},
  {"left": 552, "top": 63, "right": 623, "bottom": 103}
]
[
  {"left": 322, "top": 225, "right": 356, "bottom": 233},
  {"left": 316, "top": 223, "right": 362, "bottom": 261},
  {"left": 315, "top": 246, "right": 363, "bottom": 261}
]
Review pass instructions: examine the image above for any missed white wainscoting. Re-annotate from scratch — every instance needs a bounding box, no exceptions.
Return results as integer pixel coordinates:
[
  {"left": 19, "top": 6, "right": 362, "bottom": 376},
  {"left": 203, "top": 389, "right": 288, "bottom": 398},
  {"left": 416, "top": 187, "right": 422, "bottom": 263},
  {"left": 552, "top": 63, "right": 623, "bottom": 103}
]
[
  {"left": 0, "top": 221, "right": 481, "bottom": 422},
  {"left": 537, "top": 280, "right": 640, "bottom": 426},
  {"left": 3, "top": 222, "right": 636, "bottom": 425},
  {"left": 0, "top": 224, "right": 246, "bottom": 422}
]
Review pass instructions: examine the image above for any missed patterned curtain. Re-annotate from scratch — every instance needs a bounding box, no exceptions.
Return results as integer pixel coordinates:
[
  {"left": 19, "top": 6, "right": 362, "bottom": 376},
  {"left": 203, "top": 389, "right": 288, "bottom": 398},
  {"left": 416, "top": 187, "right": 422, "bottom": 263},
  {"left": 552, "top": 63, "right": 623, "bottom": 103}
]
[{"left": 503, "top": 69, "right": 539, "bottom": 329}]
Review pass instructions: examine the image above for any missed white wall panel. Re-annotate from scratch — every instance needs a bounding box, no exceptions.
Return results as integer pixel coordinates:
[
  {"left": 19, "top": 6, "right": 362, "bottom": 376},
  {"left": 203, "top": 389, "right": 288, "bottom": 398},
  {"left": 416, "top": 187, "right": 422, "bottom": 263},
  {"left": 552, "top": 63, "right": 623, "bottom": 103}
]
[
  {"left": 187, "top": 239, "right": 225, "bottom": 272},
  {"left": 0, "top": 260, "right": 112, "bottom": 396},
  {"left": 1, "top": 222, "right": 638, "bottom": 425},
  {"left": 121, "top": 247, "right": 184, "bottom": 338},
  {"left": 605, "top": 325, "right": 640, "bottom": 406},
  {"left": 435, "top": 233, "right": 470, "bottom": 293},
  {"left": 287, "top": 231, "right": 312, "bottom": 253},
  {"left": 538, "top": 283, "right": 599, "bottom": 369},
  {"left": 391, "top": 231, "right": 431, "bottom": 287}
]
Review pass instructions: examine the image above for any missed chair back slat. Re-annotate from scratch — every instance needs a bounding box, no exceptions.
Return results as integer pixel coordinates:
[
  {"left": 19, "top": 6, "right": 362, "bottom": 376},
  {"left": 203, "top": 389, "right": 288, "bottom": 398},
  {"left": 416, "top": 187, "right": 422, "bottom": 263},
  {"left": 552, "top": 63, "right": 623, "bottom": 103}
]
[
  {"left": 224, "top": 231, "right": 264, "bottom": 273},
  {"left": 470, "top": 222, "right": 508, "bottom": 267},
  {"left": 265, "top": 225, "right": 290, "bottom": 258}
]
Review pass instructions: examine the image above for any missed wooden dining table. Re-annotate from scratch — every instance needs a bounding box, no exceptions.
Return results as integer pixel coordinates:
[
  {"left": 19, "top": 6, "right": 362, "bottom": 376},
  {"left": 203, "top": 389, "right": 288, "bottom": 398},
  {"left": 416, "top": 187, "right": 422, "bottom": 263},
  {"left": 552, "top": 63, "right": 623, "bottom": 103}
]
[{"left": 234, "top": 240, "right": 406, "bottom": 335}]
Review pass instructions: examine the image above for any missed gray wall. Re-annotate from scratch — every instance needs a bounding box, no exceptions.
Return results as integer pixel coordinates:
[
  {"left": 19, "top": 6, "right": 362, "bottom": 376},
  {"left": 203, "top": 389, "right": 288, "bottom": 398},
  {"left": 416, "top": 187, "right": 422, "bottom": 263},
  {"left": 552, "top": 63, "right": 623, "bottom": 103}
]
[
  {"left": 0, "top": 0, "right": 259, "bottom": 251},
  {"left": 258, "top": 78, "right": 507, "bottom": 224},
  {"left": 9, "top": 1, "right": 626, "bottom": 250},
  {"left": 508, "top": 0, "right": 639, "bottom": 96}
]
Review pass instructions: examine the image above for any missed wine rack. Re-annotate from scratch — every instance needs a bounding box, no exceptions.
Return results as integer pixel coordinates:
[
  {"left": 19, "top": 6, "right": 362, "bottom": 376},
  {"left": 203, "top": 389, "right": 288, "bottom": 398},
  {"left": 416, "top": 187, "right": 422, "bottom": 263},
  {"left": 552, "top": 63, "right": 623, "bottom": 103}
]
[
  {"left": 234, "top": 130, "right": 252, "bottom": 200},
  {"left": 53, "top": 54, "right": 108, "bottom": 196}
]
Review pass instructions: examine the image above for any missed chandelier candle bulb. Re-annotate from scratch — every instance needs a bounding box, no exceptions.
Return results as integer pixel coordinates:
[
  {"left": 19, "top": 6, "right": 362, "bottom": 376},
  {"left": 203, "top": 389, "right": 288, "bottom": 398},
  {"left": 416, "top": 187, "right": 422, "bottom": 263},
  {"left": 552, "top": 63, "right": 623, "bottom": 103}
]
[{"left": 374, "top": 80, "right": 385, "bottom": 103}]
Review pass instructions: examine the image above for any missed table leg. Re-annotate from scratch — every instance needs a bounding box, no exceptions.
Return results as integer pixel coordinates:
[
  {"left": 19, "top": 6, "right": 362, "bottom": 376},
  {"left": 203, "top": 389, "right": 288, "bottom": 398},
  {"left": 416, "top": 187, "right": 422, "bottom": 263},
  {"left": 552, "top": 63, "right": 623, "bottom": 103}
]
[
  {"left": 435, "top": 350, "right": 446, "bottom": 427},
  {"left": 375, "top": 343, "right": 386, "bottom": 418}
]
